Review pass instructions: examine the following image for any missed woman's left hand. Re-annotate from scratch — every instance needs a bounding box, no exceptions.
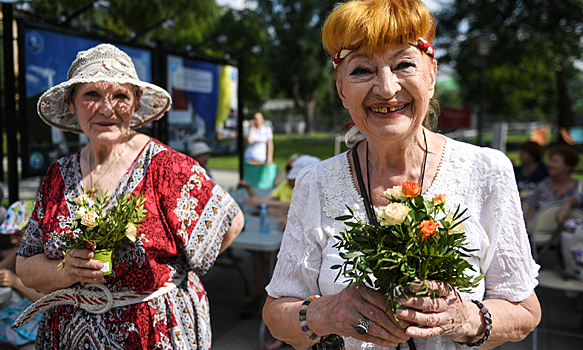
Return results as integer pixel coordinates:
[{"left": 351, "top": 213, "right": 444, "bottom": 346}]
[{"left": 395, "top": 280, "right": 472, "bottom": 341}]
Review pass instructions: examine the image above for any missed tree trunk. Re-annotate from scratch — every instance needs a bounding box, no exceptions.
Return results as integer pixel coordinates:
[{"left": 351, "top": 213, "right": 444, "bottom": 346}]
[
  {"left": 293, "top": 82, "right": 319, "bottom": 134},
  {"left": 305, "top": 99, "right": 317, "bottom": 134},
  {"left": 555, "top": 65, "right": 574, "bottom": 144}
]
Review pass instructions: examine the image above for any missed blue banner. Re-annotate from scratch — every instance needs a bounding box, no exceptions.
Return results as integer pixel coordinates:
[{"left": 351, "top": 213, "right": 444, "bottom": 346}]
[{"left": 24, "top": 28, "right": 152, "bottom": 98}]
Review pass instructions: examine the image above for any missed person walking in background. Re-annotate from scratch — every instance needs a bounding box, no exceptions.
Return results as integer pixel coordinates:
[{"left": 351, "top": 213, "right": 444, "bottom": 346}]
[
  {"left": 524, "top": 145, "right": 581, "bottom": 232},
  {"left": 189, "top": 141, "right": 213, "bottom": 179},
  {"left": 0, "top": 200, "right": 45, "bottom": 347},
  {"left": 514, "top": 141, "right": 549, "bottom": 197},
  {"left": 244, "top": 112, "right": 274, "bottom": 164},
  {"left": 15, "top": 43, "right": 244, "bottom": 349},
  {"left": 262, "top": 1, "right": 540, "bottom": 349}
]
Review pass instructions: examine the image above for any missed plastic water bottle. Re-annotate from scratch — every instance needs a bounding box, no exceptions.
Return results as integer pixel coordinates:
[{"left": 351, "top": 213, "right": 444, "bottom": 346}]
[{"left": 259, "top": 203, "right": 270, "bottom": 235}]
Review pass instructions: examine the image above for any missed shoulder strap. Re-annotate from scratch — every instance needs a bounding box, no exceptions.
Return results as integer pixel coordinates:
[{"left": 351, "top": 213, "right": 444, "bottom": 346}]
[{"left": 352, "top": 143, "right": 378, "bottom": 226}]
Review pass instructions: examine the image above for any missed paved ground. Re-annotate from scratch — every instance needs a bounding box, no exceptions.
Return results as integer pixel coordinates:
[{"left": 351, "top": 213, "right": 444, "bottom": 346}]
[{"left": 6, "top": 169, "right": 583, "bottom": 349}]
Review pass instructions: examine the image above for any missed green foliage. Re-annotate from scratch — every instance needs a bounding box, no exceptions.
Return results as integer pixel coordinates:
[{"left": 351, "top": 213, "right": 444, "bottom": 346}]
[
  {"left": 333, "top": 189, "right": 483, "bottom": 314},
  {"left": 58, "top": 191, "right": 147, "bottom": 252},
  {"left": 436, "top": 0, "right": 583, "bottom": 125},
  {"left": 255, "top": 0, "right": 338, "bottom": 132}
]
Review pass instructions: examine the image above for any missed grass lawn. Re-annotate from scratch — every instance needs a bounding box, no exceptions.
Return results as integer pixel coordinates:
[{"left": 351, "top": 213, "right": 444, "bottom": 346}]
[
  {"left": 207, "top": 132, "right": 583, "bottom": 181},
  {"left": 208, "top": 132, "right": 532, "bottom": 171},
  {"left": 208, "top": 133, "right": 350, "bottom": 171}
]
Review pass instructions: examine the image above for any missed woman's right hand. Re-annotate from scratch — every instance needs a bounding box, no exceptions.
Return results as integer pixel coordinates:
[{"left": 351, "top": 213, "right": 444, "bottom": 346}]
[
  {"left": 309, "top": 284, "right": 410, "bottom": 348},
  {"left": 62, "top": 248, "right": 105, "bottom": 285}
]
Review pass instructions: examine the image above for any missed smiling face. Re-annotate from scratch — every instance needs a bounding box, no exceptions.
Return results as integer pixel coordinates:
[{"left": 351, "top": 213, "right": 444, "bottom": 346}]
[
  {"left": 335, "top": 45, "right": 436, "bottom": 142},
  {"left": 68, "top": 82, "right": 140, "bottom": 144}
]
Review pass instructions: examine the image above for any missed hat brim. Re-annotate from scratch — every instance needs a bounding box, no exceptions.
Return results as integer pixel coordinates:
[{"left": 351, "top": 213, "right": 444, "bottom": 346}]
[{"left": 37, "top": 76, "right": 172, "bottom": 134}]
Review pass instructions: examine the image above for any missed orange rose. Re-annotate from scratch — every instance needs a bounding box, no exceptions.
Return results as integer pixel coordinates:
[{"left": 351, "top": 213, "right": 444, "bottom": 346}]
[
  {"left": 402, "top": 181, "right": 421, "bottom": 197},
  {"left": 418, "top": 220, "right": 439, "bottom": 241},
  {"left": 433, "top": 194, "right": 446, "bottom": 205}
]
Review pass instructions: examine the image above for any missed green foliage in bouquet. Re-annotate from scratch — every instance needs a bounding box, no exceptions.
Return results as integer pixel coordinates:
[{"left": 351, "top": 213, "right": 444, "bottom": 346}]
[
  {"left": 332, "top": 181, "right": 484, "bottom": 313},
  {"left": 58, "top": 191, "right": 147, "bottom": 254}
]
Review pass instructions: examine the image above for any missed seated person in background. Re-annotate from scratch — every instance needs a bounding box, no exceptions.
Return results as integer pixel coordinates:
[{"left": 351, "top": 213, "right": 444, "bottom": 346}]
[
  {"left": 514, "top": 141, "right": 549, "bottom": 196},
  {"left": 238, "top": 155, "right": 321, "bottom": 222},
  {"left": 237, "top": 155, "right": 321, "bottom": 312},
  {"left": 189, "top": 141, "right": 213, "bottom": 179},
  {"left": 0, "top": 200, "right": 45, "bottom": 346},
  {"left": 272, "top": 153, "right": 300, "bottom": 188},
  {"left": 244, "top": 112, "right": 274, "bottom": 164},
  {"left": 524, "top": 145, "right": 581, "bottom": 232}
]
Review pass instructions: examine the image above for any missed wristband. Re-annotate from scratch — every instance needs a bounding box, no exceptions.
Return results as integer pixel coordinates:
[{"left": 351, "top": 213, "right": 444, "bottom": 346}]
[
  {"left": 299, "top": 295, "right": 321, "bottom": 342},
  {"left": 458, "top": 299, "right": 492, "bottom": 348}
]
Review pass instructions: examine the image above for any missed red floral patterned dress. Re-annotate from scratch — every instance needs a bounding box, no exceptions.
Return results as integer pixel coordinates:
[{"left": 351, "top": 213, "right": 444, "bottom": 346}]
[{"left": 17, "top": 138, "right": 240, "bottom": 350}]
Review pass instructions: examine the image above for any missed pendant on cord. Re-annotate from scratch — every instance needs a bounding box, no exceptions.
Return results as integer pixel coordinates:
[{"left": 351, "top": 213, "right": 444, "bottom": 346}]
[{"left": 87, "top": 185, "right": 97, "bottom": 196}]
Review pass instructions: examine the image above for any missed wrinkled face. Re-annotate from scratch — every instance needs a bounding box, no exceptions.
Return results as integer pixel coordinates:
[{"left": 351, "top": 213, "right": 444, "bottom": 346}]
[
  {"left": 548, "top": 153, "right": 571, "bottom": 177},
  {"left": 335, "top": 45, "right": 436, "bottom": 141},
  {"left": 68, "top": 82, "right": 140, "bottom": 144}
]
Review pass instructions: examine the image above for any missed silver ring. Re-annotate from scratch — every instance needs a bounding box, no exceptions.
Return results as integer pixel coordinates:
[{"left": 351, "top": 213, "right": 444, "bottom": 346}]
[{"left": 356, "top": 317, "right": 369, "bottom": 335}]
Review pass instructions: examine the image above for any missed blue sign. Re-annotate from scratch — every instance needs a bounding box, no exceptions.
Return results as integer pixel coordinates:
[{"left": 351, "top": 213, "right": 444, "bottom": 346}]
[{"left": 24, "top": 28, "right": 152, "bottom": 98}]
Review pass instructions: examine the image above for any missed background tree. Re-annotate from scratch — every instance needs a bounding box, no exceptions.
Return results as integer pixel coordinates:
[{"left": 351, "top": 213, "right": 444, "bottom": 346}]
[
  {"left": 25, "top": 0, "right": 270, "bottom": 108},
  {"left": 437, "top": 0, "right": 583, "bottom": 139},
  {"left": 255, "top": 0, "right": 338, "bottom": 133}
]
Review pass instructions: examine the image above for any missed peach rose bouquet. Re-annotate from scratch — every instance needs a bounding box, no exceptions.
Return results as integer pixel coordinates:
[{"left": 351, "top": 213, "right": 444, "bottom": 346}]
[
  {"left": 56, "top": 191, "right": 147, "bottom": 275},
  {"left": 333, "top": 181, "right": 483, "bottom": 312}
]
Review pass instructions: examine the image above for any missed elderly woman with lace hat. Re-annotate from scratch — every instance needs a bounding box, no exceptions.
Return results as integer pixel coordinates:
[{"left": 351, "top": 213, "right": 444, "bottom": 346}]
[
  {"left": 262, "top": 1, "right": 540, "bottom": 349},
  {"left": 15, "top": 43, "right": 244, "bottom": 349}
]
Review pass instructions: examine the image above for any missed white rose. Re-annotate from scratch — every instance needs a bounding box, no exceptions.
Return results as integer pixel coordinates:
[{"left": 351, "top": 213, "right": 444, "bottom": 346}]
[
  {"left": 74, "top": 194, "right": 88, "bottom": 205},
  {"left": 377, "top": 203, "right": 410, "bottom": 226},
  {"left": 444, "top": 213, "right": 464, "bottom": 234},
  {"left": 74, "top": 207, "right": 87, "bottom": 219},
  {"left": 81, "top": 209, "right": 98, "bottom": 228},
  {"left": 383, "top": 186, "right": 404, "bottom": 200},
  {"left": 125, "top": 223, "right": 138, "bottom": 242}
]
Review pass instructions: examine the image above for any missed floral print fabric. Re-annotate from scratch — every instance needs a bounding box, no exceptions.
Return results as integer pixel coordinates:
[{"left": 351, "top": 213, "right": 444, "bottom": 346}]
[{"left": 17, "top": 138, "right": 240, "bottom": 350}]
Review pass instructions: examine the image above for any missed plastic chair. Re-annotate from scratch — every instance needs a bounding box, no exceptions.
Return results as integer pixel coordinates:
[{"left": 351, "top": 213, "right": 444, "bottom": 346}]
[
  {"left": 530, "top": 203, "right": 583, "bottom": 349},
  {"left": 529, "top": 202, "right": 583, "bottom": 260}
]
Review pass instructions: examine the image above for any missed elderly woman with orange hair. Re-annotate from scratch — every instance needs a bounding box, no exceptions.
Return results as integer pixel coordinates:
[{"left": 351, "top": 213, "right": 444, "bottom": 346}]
[{"left": 262, "top": 1, "right": 541, "bottom": 349}]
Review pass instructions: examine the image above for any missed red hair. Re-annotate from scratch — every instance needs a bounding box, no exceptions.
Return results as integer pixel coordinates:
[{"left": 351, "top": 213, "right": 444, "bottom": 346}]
[{"left": 322, "top": 0, "right": 436, "bottom": 58}]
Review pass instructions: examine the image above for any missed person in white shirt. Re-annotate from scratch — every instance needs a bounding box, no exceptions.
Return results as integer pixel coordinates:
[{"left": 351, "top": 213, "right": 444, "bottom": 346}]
[
  {"left": 244, "top": 112, "right": 274, "bottom": 164},
  {"left": 262, "top": 1, "right": 541, "bottom": 349}
]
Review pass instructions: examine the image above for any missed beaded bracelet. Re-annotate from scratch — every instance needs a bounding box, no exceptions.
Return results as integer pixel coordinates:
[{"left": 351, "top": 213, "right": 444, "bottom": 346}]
[
  {"left": 458, "top": 299, "right": 492, "bottom": 348},
  {"left": 299, "top": 295, "right": 321, "bottom": 342}
]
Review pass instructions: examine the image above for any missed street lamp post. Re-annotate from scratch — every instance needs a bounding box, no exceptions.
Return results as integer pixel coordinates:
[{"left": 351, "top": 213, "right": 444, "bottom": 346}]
[{"left": 476, "top": 32, "right": 492, "bottom": 146}]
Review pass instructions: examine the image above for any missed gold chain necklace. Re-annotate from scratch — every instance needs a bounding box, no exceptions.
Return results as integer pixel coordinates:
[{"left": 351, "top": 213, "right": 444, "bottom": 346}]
[{"left": 87, "top": 139, "right": 131, "bottom": 196}]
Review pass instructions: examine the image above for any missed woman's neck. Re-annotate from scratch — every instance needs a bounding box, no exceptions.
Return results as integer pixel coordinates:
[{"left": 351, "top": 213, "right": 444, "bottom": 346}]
[
  {"left": 551, "top": 173, "right": 574, "bottom": 189},
  {"left": 91, "top": 132, "right": 134, "bottom": 165},
  {"left": 364, "top": 130, "right": 430, "bottom": 184},
  {"left": 521, "top": 161, "right": 537, "bottom": 175},
  {"left": 355, "top": 129, "right": 445, "bottom": 204}
]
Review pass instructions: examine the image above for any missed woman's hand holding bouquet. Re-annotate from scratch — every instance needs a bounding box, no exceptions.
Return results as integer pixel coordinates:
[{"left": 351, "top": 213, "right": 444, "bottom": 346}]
[
  {"left": 57, "top": 191, "right": 147, "bottom": 273},
  {"left": 333, "top": 181, "right": 483, "bottom": 316}
]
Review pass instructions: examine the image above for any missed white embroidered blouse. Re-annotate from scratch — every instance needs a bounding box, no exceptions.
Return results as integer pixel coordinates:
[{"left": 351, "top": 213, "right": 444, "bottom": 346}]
[{"left": 266, "top": 136, "right": 540, "bottom": 350}]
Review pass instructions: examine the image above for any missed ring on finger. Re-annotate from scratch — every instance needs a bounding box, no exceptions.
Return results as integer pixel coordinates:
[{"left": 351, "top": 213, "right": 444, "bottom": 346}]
[{"left": 356, "top": 317, "right": 370, "bottom": 335}]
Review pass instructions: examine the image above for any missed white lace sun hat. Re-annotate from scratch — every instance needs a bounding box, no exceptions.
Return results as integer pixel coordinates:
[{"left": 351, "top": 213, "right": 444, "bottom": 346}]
[{"left": 37, "top": 43, "right": 172, "bottom": 134}]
